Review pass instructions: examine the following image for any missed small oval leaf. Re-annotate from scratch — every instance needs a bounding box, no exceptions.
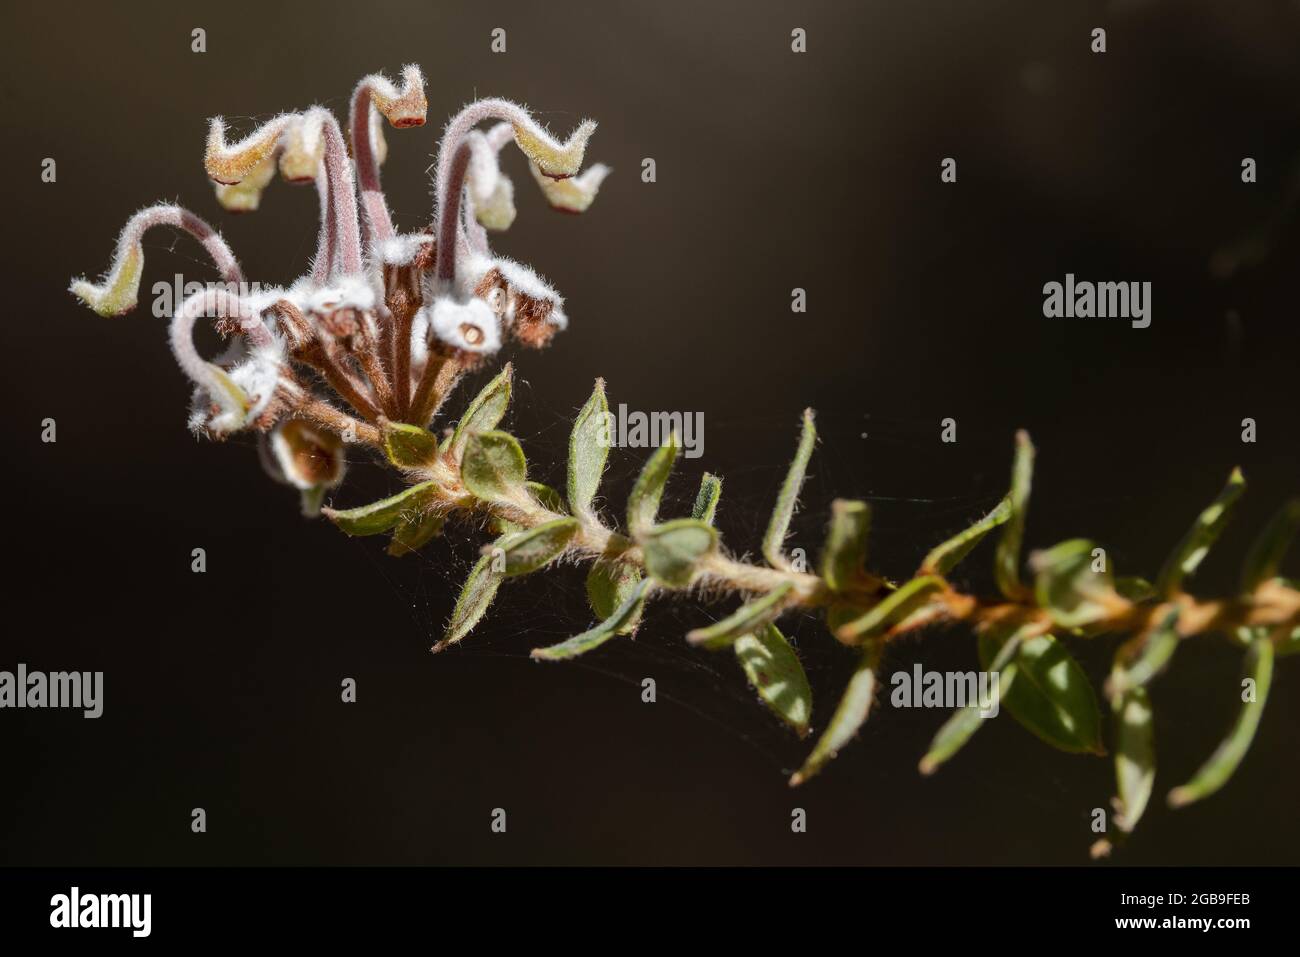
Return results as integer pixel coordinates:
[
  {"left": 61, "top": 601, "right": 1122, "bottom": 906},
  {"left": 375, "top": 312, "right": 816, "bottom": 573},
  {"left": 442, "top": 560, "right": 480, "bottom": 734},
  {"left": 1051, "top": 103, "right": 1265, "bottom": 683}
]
[
  {"left": 820, "top": 499, "right": 872, "bottom": 592},
  {"left": 994, "top": 430, "right": 1035, "bottom": 599},
  {"left": 1240, "top": 498, "right": 1300, "bottom": 594},
  {"left": 735, "top": 624, "right": 812, "bottom": 737},
  {"left": 640, "top": 518, "right": 716, "bottom": 587},
  {"left": 433, "top": 549, "right": 505, "bottom": 652},
  {"left": 921, "top": 496, "right": 1011, "bottom": 576},
  {"left": 567, "top": 378, "right": 610, "bottom": 517},
  {"left": 449, "top": 364, "right": 513, "bottom": 463},
  {"left": 382, "top": 419, "right": 439, "bottom": 468},
  {"left": 835, "top": 576, "right": 945, "bottom": 644},
  {"left": 1031, "top": 538, "right": 1119, "bottom": 629},
  {"left": 692, "top": 472, "right": 723, "bottom": 525},
  {"left": 324, "top": 481, "right": 439, "bottom": 536},
  {"left": 387, "top": 509, "right": 445, "bottom": 556},
  {"left": 1156, "top": 467, "right": 1245, "bottom": 597},
  {"left": 494, "top": 517, "right": 580, "bottom": 576},
  {"left": 978, "top": 631, "right": 1104, "bottom": 755},
  {"left": 461, "top": 430, "right": 527, "bottom": 502},
  {"left": 1113, "top": 687, "right": 1155, "bottom": 833}
]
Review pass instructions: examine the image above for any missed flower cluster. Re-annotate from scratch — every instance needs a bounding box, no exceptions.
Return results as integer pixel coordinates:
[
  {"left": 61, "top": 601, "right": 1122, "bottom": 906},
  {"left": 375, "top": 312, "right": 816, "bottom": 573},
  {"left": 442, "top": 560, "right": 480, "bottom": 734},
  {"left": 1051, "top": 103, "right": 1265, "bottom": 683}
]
[{"left": 70, "top": 66, "right": 608, "bottom": 514}]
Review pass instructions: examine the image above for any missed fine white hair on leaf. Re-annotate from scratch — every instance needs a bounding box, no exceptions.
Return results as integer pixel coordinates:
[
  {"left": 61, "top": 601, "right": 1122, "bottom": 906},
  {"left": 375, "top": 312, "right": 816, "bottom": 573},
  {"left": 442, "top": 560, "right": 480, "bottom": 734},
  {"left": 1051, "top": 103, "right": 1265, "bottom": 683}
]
[
  {"left": 69, "top": 204, "right": 244, "bottom": 317},
  {"left": 205, "top": 113, "right": 296, "bottom": 185},
  {"left": 378, "top": 233, "right": 435, "bottom": 267}
]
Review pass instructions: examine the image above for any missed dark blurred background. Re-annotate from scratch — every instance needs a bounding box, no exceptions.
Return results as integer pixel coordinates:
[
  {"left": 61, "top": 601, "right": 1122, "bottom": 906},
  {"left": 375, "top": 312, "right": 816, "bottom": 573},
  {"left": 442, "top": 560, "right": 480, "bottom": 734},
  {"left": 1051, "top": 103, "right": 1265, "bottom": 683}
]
[{"left": 2, "top": 0, "right": 1298, "bottom": 865}]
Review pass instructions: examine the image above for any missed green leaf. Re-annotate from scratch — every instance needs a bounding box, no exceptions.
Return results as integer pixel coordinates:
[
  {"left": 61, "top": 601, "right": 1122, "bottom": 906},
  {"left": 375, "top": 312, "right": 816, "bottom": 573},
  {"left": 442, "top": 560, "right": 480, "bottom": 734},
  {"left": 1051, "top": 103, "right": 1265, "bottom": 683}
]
[
  {"left": 820, "top": 499, "right": 872, "bottom": 592},
  {"left": 1168, "top": 635, "right": 1274, "bottom": 808},
  {"left": 448, "top": 363, "right": 513, "bottom": 463},
  {"left": 387, "top": 510, "right": 445, "bottom": 556},
  {"left": 532, "top": 579, "right": 650, "bottom": 661},
  {"left": 921, "top": 496, "right": 1012, "bottom": 576},
  {"left": 692, "top": 472, "right": 723, "bottom": 525},
  {"left": 494, "top": 517, "right": 580, "bottom": 576},
  {"left": 1278, "top": 625, "right": 1300, "bottom": 657},
  {"left": 1156, "top": 467, "right": 1245, "bottom": 597},
  {"left": 762, "top": 409, "right": 816, "bottom": 567},
  {"left": 626, "top": 435, "right": 680, "bottom": 535},
  {"left": 835, "top": 576, "right": 944, "bottom": 644},
  {"left": 567, "top": 378, "right": 609, "bottom": 516},
  {"left": 433, "top": 549, "right": 505, "bottom": 652},
  {"left": 1031, "top": 538, "right": 1117, "bottom": 629},
  {"left": 1108, "top": 608, "right": 1180, "bottom": 700},
  {"left": 919, "top": 623, "right": 1028, "bottom": 775},
  {"left": 994, "top": 430, "right": 1035, "bottom": 599},
  {"left": 735, "top": 624, "right": 812, "bottom": 737},
  {"left": 461, "top": 430, "right": 527, "bottom": 502},
  {"left": 323, "top": 481, "right": 438, "bottom": 536},
  {"left": 978, "top": 631, "right": 1104, "bottom": 755},
  {"left": 790, "top": 642, "right": 882, "bottom": 786},
  {"left": 586, "top": 560, "right": 643, "bottom": 629},
  {"left": 1113, "top": 686, "right": 1156, "bottom": 833},
  {"left": 687, "top": 582, "right": 795, "bottom": 649},
  {"left": 641, "top": 518, "right": 717, "bottom": 587},
  {"left": 1241, "top": 498, "right": 1300, "bottom": 593},
  {"left": 381, "top": 419, "right": 439, "bottom": 468},
  {"left": 527, "top": 481, "right": 567, "bottom": 514},
  {"left": 1115, "top": 576, "right": 1156, "bottom": 602}
]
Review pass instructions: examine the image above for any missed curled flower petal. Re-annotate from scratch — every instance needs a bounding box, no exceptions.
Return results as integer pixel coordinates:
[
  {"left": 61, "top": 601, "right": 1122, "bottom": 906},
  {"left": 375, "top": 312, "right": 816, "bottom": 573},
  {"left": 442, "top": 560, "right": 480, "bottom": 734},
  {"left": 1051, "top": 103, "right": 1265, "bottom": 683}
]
[
  {"left": 69, "top": 205, "right": 243, "bottom": 317},
  {"left": 529, "top": 161, "right": 611, "bottom": 214},
  {"left": 511, "top": 116, "right": 597, "bottom": 180},
  {"left": 205, "top": 114, "right": 295, "bottom": 185},
  {"left": 366, "top": 63, "right": 427, "bottom": 128},
  {"left": 278, "top": 111, "right": 325, "bottom": 184},
  {"left": 214, "top": 152, "right": 277, "bottom": 212}
]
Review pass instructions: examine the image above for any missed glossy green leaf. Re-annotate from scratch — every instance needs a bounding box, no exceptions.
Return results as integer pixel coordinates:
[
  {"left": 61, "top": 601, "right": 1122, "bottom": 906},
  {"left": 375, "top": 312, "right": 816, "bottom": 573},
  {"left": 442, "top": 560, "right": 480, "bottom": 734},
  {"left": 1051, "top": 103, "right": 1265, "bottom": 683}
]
[
  {"left": 626, "top": 434, "right": 680, "bottom": 535},
  {"left": 461, "top": 430, "right": 527, "bottom": 502},
  {"left": 688, "top": 582, "right": 795, "bottom": 649},
  {"left": 692, "top": 472, "right": 723, "bottom": 525},
  {"left": 919, "top": 623, "right": 1028, "bottom": 775},
  {"left": 1113, "top": 686, "right": 1155, "bottom": 833},
  {"left": 820, "top": 499, "right": 872, "bottom": 592},
  {"left": 790, "top": 642, "right": 882, "bottom": 786},
  {"left": 586, "top": 561, "right": 644, "bottom": 635},
  {"left": 495, "top": 517, "right": 580, "bottom": 576},
  {"left": 532, "top": 579, "right": 650, "bottom": 661},
  {"left": 1241, "top": 498, "right": 1300, "bottom": 594},
  {"left": 448, "top": 364, "right": 513, "bottom": 463},
  {"left": 433, "top": 548, "right": 505, "bottom": 652},
  {"left": 382, "top": 419, "right": 439, "bottom": 469},
  {"left": 1156, "top": 467, "right": 1245, "bottom": 596},
  {"left": 1031, "top": 538, "right": 1117, "bottom": 629},
  {"left": 835, "top": 575, "right": 944, "bottom": 644},
  {"left": 567, "top": 378, "right": 609, "bottom": 516},
  {"left": 921, "top": 496, "right": 1012, "bottom": 576},
  {"left": 762, "top": 409, "right": 816, "bottom": 567},
  {"left": 387, "top": 510, "right": 445, "bottom": 556},
  {"left": 735, "top": 624, "right": 812, "bottom": 737},
  {"left": 978, "top": 631, "right": 1104, "bottom": 755},
  {"left": 1167, "top": 635, "right": 1274, "bottom": 808},
  {"left": 323, "top": 481, "right": 438, "bottom": 536},
  {"left": 640, "top": 518, "right": 716, "bottom": 587},
  {"left": 994, "top": 430, "right": 1035, "bottom": 599}
]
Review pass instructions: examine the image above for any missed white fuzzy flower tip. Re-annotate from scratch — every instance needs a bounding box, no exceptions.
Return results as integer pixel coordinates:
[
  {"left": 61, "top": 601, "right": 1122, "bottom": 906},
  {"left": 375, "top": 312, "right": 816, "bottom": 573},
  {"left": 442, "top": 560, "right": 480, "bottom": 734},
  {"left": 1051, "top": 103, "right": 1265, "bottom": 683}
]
[
  {"left": 512, "top": 117, "right": 597, "bottom": 179},
  {"left": 427, "top": 297, "right": 501, "bottom": 355},
  {"left": 205, "top": 114, "right": 293, "bottom": 185},
  {"left": 368, "top": 64, "right": 427, "bottom": 129},
  {"left": 529, "top": 161, "right": 611, "bottom": 214},
  {"left": 475, "top": 175, "right": 516, "bottom": 231},
  {"left": 190, "top": 344, "right": 283, "bottom": 436}
]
